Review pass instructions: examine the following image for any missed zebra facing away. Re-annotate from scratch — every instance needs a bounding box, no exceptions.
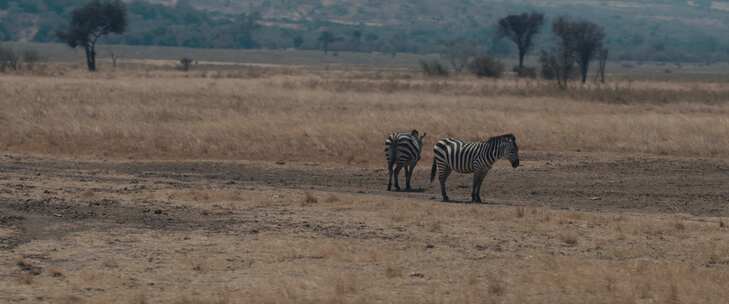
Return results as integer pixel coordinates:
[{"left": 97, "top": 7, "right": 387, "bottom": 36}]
[
  {"left": 430, "top": 134, "right": 520, "bottom": 203},
  {"left": 385, "top": 130, "right": 427, "bottom": 191}
]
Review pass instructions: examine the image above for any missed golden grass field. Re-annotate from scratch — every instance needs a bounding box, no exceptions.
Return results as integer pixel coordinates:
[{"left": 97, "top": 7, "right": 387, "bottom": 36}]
[
  {"left": 1, "top": 59, "right": 729, "bottom": 304},
  {"left": 1, "top": 63, "right": 729, "bottom": 162}
]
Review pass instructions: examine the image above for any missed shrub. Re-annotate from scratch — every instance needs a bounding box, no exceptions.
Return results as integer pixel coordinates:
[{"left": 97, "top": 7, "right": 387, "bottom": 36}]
[
  {"left": 178, "top": 57, "right": 193, "bottom": 71},
  {"left": 539, "top": 49, "right": 576, "bottom": 88},
  {"left": 22, "top": 49, "right": 41, "bottom": 70},
  {"left": 419, "top": 59, "right": 449, "bottom": 77},
  {"left": 301, "top": 192, "right": 318, "bottom": 206},
  {"left": 468, "top": 56, "right": 504, "bottom": 78},
  {"left": 540, "top": 59, "right": 557, "bottom": 80},
  {"left": 513, "top": 66, "right": 537, "bottom": 78},
  {"left": 0, "top": 46, "right": 19, "bottom": 72}
]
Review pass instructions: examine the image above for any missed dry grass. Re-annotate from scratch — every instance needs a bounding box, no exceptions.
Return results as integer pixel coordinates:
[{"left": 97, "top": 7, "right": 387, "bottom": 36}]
[
  {"left": 302, "top": 192, "right": 318, "bottom": 206},
  {"left": 0, "top": 189, "right": 729, "bottom": 303},
  {"left": 1, "top": 66, "right": 729, "bottom": 163},
  {"left": 2, "top": 182, "right": 729, "bottom": 303},
  {"left": 1, "top": 62, "right": 729, "bottom": 303}
]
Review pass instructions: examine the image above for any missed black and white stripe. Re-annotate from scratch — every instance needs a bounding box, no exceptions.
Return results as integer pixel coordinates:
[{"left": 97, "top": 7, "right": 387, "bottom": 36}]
[
  {"left": 430, "top": 134, "right": 520, "bottom": 202},
  {"left": 385, "top": 130, "right": 426, "bottom": 191}
]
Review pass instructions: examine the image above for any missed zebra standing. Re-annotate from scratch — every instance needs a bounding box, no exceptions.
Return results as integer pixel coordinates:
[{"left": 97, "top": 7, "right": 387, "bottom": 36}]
[
  {"left": 430, "top": 134, "right": 520, "bottom": 203},
  {"left": 385, "top": 130, "right": 426, "bottom": 191}
]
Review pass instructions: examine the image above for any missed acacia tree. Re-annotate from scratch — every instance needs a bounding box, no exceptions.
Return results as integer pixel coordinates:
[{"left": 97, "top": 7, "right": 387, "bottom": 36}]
[
  {"left": 497, "top": 12, "right": 544, "bottom": 69},
  {"left": 540, "top": 17, "right": 578, "bottom": 89},
  {"left": 547, "top": 17, "right": 606, "bottom": 85},
  {"left": 594, "top": 48, "right": 608, "bottom": 83},
  {"left": 318, "top": 30, "right": 341, "bottom": 54},
  {"left": 57, "top": 0, "right": 127, "bottom": 72},
  {"left": 569, "top": 20, "right": 605, "bottom": 83}
]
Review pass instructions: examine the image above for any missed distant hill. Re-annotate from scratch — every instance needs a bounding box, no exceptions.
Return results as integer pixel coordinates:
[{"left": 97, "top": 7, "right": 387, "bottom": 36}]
[{"left": 2, "top": 0, "right": 729, "bottom": 62}]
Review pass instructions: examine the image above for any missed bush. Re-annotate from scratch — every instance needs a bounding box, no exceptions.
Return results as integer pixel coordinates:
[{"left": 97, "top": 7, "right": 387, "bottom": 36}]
[
  {"left": 177, "top": 57, "right": 194, "bottom": 71},
  {"left": 0, "top": 46, "right": 19, "bottom": 72},
  {"left": 540, "top": 62, "right": 557, "bottom": 80},
  {"left": 419, "top": 59, "right": 449, "bottom": 77},
  {"left": 468, "top": 56, "right": 504, "bottom": 78},
  {"left": 539, "top": 49, "right": 576, "bottom": 87},
  {"left": 513, "top": 66, "right": 537, "bottom": 78},
  {"left": 22, "top": 49, "right": 41, "bottom": 70}
]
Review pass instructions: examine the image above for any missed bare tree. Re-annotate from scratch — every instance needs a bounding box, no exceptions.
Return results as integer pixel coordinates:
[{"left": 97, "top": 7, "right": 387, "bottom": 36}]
[
  {"left": 539, "top": 48, "right": 575, "bottom": 89},
  {"left": 318, "top": 30, "right": 341, "bottom": 54},
  {"left": 440, "top": 39, "right": 478, "bottom": 73},
  {"left": 572, "top": 22, "right": 605, "bottom": 83},
  {"left": 178, "top": 57, "right": 193, "bottom": 71},
  {"left": 550, "top": 16, "right": 605, "bottom": 84},
  {"left": 497, "top": 12, "right": 544, "bottom": 69},
  {"left": 109, "top": 49, "right": 119, "bottom": 69},
  {"left": 56, "top": 0, "right": 127, "bottom": 72},
  {"left": 594, "top": 48, "right": 608, "bottom": 83},
  {"left": 540, "top": 17, "right": 576, "bottom": 89}
]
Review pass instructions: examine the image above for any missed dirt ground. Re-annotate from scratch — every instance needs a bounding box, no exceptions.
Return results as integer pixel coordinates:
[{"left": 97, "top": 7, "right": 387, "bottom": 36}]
[{"left": 1, "top": 152, "right": 728, "bottom": 303}]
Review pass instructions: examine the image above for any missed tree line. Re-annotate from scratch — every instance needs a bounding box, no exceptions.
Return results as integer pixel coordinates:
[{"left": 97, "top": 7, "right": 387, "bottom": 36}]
[
  {"left": 1, "top": 0, "right": 727, "bottom": 64},
  {"left": 433, "top": 12, "right": 607, "bottom": 88},
  {"left": 52, "top": 1, "right": 607, "bottom": 88}
]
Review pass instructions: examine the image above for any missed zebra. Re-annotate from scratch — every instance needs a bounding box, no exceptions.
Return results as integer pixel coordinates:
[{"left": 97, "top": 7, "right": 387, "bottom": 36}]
[
  {"left": 430, "top": 134, "right": 520, "bottom": 203},
  {"left": 385, "top": 130, "right": 426, "bottom": 191}
]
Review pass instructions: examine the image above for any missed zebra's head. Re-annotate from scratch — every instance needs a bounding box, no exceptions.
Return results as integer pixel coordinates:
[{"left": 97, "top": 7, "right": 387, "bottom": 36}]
[
  {"left": 500, "top": 134, "right": 519, "bottom": 168},
  {"left": 411, "top": 129, "right": 427, "bottom": 147}
]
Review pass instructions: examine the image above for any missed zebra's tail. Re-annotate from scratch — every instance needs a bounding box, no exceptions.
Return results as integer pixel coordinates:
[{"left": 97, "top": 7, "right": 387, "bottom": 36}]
[
  {"left": 387, "top": 137, "right": 398, "bottom": 169},
  {"left": 430, "top": 157, "right": 437, "bottom": 184}
]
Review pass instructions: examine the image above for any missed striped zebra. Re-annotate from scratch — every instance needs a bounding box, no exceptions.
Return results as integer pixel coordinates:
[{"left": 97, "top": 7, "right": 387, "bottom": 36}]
[
  {"left": 385, "top": 130, "right": 426, "bottom": 191},
  {"left": 430, "top": 134, "right": 520, "bottom": 203}
]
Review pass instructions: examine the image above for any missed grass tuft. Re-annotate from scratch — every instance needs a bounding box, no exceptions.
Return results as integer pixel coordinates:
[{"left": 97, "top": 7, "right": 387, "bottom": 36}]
[
  {"left": 515, "top": 206, "right": 526, "bottom": 218},
  {"left": 302, "top": 192, "right": 318, "bottom": 206}
]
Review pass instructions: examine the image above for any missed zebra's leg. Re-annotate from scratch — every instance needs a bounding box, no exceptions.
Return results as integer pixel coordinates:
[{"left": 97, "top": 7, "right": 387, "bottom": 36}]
[
  {"left": 472, "top": 172, "right": 486, "bottom": 203},
  {"left": 387, "top": 161, "right": 394, "bottom": 191},
  {"left": 476, "top": 171, "right": 489, "bottom": 203},
  {"left": 405, "top": 162, "right": 416, "bottom": 191},
  {"left": 438, "top": 168, "right": 451, "bottom": 202},
  {"left": 393, "top": 164, "right": 403, "bottom": 191}
]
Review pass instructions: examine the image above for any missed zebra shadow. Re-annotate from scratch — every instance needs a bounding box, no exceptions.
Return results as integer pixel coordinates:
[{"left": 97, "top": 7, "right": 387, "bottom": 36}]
[
  {"left": 391, "top": 188, "right": 427, "bottom": 193},
  {"left": 434, "top": 198, "right": 500, "bottom": 205}
]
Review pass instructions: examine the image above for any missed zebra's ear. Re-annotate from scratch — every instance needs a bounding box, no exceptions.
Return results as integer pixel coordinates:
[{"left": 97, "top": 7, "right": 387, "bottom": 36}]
[{"left": 421, "top": 133, "right": 427, "bottom": 139}]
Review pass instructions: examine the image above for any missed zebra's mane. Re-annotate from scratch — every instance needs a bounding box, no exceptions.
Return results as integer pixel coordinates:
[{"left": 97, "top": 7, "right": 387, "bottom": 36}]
[{"left": 485, "top": 134, "right": 515, "bottom": 145}]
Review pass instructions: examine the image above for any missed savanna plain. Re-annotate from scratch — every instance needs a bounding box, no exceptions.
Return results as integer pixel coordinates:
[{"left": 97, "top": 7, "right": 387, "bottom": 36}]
[{"left": 1, "top": 57, "right": 729, "bottom": 304}]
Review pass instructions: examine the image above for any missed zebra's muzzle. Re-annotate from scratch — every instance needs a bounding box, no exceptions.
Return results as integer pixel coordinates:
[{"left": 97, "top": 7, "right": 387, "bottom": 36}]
[{"left": 511, "top": 159, "right": 520, "bottom": 168}]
